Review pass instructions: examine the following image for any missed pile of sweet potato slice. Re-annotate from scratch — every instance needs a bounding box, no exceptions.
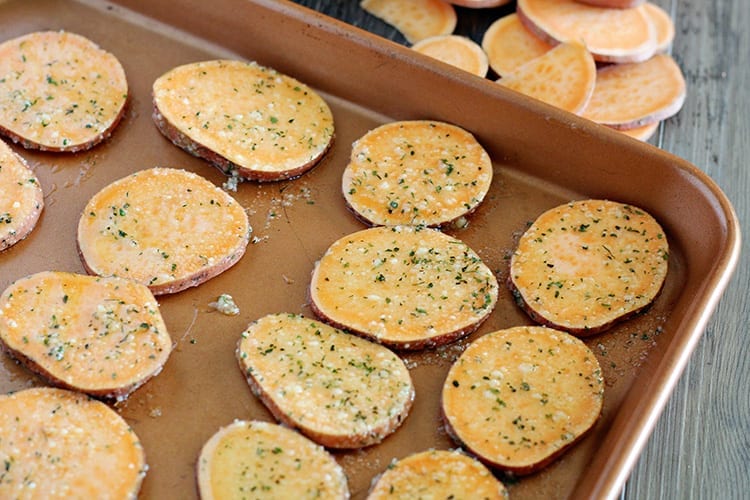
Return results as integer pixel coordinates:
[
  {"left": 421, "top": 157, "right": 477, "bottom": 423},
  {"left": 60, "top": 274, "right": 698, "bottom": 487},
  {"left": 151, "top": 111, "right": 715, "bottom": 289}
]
[{"left": 362, "top": 0, "right": 685, "bottom": 141}]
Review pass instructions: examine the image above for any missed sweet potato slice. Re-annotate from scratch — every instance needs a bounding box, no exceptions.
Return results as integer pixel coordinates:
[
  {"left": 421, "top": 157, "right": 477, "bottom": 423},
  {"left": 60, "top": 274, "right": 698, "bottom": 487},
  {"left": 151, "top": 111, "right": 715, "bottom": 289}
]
[
  {"left": 77, "top": 167, "right": 250, "bottom": 295},
  {"left": 508, "top": 199, "right": 669, "bottom": 334},
  {"left": 0, "top": 271, "right": 172, "bottom": 400},
  {"left": 498, "top": 41, "right": 596, "bottom": 114},
  {"left": 0, "top": 387, "right": 146, "bottom": 498},
  {"left": 412, "top": 35, "right": 489, "bottom": 77},
  {"left": 360, "top": 0, "right": 457, "bottom": 44},
  {"left": 581, "top": 54, "right": 686, "bottom": 129},
  {"left": 153, "top": 60, "right": 334, "bottom": 181},
  {"left": 517, "top": 0, "right": 657, "bottom": 63},
  {"left": 643, "top": 2, "right": 675, "bottom": 53},
  {"left": 197, "top": 420, "right": 349, "bottom": 499},
  {"left": 0, "top": 31, "right": 128, "bottom": 152},
  {"left": 309, "top": 225, "right": 498, "bottom": 350},
  {"left": 237, "top": 313, "right": 414, "bottom": 448},
  {"left": 482, "top": 14, "right": 554, "bottom": 78},
  {"left": 367, "top": 449, "right": 508, "bottom": 499},
  {"left": 442, "top": 326, "right": 604, "bottom": 475},
  {"left": 0, "top": 139, "right": 43, "bottom": 251},
  {"left": 342, "top": 120, "right": 493, "bottom": 227}
]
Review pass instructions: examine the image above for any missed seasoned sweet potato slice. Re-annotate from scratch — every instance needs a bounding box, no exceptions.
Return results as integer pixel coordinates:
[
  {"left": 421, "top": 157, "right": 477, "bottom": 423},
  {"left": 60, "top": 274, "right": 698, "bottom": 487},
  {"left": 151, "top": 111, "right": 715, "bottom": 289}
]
[
  {"left": 153, "top": 60, "right": 334, "bottom": 181},
  {"left": 237, "top": 313, "right": 414, "bottom": 448},
  {"left": 367, "top": 449, "right": 508, "bottom": 499},
  {"left": 0, "top": 31, "right": 128, "bottom": 152},
  {"left": 310, "top": 225, "right": 498, "bottom": 350},
  {"left": 77, "top": 167, "right": 250, "bottom": 295},
  {"left": 0, "top": 387, "right": 146, "bottom": 498},
  {"left": 0, "top": 139, "right": 43, "bottom": 251},
  {"left": 442, "top": 326, "right": 604, "bottom": 475},
  {"left": 0, "top": 271, "right": 172, "bottom": 399},
  {"left": 197, "top": 420, "right": 349, "bottom": 499},
  {"left": 342, "top": 120, "right": 492, "bottom": 227},
  {"left": 508, "top": 199, "right": 669, "bottom": 334},
  {"left": 517, "top": 0, "right": 657, "bottom": 63}
]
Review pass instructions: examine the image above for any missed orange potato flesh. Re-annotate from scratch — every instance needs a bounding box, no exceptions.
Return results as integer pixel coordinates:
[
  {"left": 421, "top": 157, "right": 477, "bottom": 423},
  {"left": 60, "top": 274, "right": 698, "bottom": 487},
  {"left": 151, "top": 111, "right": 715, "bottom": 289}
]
[
  {"left": 0, "top": 387, "right": 146, "bottom": 498},
  {"left": 0, "top": 271, "right": 172, "bottom": 399},
  {"left": 517, "top": 0, "right": 657, "bottom": 63},
  {"left": 509, "top": 199, "right": 669, "bottom": 334},
  {"left": 412, "top": 35, "right": 489, "bottom": 77},
  {"left": 582, "top": 54, "right": 686, "bottom": 129},
  {"left": 77, "top": 167, "right": 250, "bottom": 295},
  {"left": 360, "top": 0, "right": 457, "bottom": 44},
  {"left": 368, "top": 449, "right": 508, "bottom": 499},
  {"left": 197, "top": 420, "right": 349, "bottom": 499},
  {"left": 0, "top": 31, "right": 128, "bottom": 152},
  {"left": 442, "top": 326, "right": 604, "bottom": 474},
  {"left": 498, "top": 41, "right": 596, "bottom": 114},
  {"left": 482, "top": 13, "right": 554, "bottom": 77}
]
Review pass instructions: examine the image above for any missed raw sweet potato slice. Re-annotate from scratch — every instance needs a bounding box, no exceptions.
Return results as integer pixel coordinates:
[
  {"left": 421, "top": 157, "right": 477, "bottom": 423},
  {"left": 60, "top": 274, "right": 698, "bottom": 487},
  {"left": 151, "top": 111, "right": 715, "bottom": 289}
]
[
  {"left": 309, "top": 225, "right": 498, "bottom": 350},
  {"left": 237, "top": 313, "right": 414, "bottom": 448},
  {"left": 77, "top": 167, "right": 250, "bottom": 295},
  {"left": 342, "top": 120, "right": 493, "bottom": 227},
  {"left": 643, "top": 2, "right": 675, "bottom": 53},
  {"left": 581, "top": 54, "right": 686, "bottom": 129},
  {"left": 498, "top": 41, "right": 596, "bottom": 114},
  {"left": 153, "top": 60, "right": 334, "bottom": 181},
  {"left": 412, "top": 35, "right": 489, "bottom": 77},
  {"left": 517, "top": 0, "right": 657, "bottom": 63},
  {"left": 574, "top": 0, "right": 645, "bottom": 8},
  {"left": 508, "top": 199, "right": 669, "bottom": 334},
  {"left": 0, "top": 31, "right": 128, "bottom": 152},
  {"left": 197, "top": 420, "right": 349, "bottom": 499},
  {"left": 367, "top": 449, "right": 509, "bottom": 499},
  {"left": 0, "top": 271, "right": 172, "bottom": 400},
  {"left": 0, "top": 139, "right": 43, "bottom": 251},
  {"left": 482, "top": 13, "right": 554, "bottom": 77},
  {"left": 360, "top": 0, "right": 457, "bottom": 44},
  {"left": 442, "top": 325, "right": 604, "bottom": 475},
  {"left": 0, "top": 387, "right": 146, "bottom": 498}
]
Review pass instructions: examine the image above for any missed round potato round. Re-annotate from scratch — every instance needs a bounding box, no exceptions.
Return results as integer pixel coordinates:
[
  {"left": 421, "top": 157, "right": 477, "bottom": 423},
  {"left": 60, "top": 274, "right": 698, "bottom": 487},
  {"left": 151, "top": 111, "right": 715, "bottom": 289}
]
[
  {"left": 368, "top": 449, "right": 508, "bottom": 499},
  {"left": 0, "top": 31, "right": 128, "bottom": 152},
  {"left": 77, "top": 167, "right": 250, "bottom": 295},
  {"left": 0, "top": 387, "right": 146, "bottom": 498},
  {"left": 153, "top": 59, "right": 334, "bottom": 181},
  {"left": 310, "top": 225, "right": 498, "bottom": 349},
  {"left": 442, "top": 325, "right": 604, "bottom": 475},
  {"left": 197, "top": 420, "right": 349, "bottom": 499},
  {"left": 509, "top": 199, "right": 669, "bottom": 334},
  {"left": 237, "top": 313, "right": 414, "bottom": 448},
  {"left": 343, "top": 120, "right": 492, "bottom": 227},
  {"left": 0, "top": 271, "right": 172, "bottom": 399}
]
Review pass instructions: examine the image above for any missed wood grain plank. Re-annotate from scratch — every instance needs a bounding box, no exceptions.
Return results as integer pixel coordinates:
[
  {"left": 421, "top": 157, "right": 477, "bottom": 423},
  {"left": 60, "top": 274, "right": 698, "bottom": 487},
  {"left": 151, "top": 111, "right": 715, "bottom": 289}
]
[{"left": 625, "top": 0, "right": 750, "bottom": 498}]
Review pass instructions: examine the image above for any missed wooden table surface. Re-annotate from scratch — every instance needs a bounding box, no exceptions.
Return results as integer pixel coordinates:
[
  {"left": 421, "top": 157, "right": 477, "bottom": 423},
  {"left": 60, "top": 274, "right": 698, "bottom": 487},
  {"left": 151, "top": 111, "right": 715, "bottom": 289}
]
[{"left": 292, "top": 1, "right": 749, "bottom": 498}]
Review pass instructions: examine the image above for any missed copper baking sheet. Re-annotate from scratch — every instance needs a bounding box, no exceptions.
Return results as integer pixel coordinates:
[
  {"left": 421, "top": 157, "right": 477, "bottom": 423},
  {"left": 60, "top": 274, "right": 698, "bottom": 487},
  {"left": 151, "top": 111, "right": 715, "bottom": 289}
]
[{"left": 0, "top": 0, "right": 740, "bottom": 499}]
